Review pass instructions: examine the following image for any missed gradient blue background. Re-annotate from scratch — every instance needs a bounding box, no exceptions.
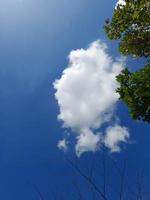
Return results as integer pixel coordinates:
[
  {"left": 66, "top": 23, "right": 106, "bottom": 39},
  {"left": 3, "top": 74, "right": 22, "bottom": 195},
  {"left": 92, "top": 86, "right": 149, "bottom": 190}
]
[{"left": 0, "top": 0, "right": 149, "bottom": 199}]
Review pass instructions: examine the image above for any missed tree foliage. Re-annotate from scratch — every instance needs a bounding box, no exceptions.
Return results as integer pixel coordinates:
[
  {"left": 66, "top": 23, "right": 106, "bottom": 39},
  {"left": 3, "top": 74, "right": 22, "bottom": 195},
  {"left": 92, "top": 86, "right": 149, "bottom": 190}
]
[
  {"left": 116, "top": 61, "right": 150, "bottom": 122},
  {"left": 104, "top": 0, "right": 150, "bottom": 122},
  {"left": 104, "top": 0, "right": 150, "bottom": 57}
]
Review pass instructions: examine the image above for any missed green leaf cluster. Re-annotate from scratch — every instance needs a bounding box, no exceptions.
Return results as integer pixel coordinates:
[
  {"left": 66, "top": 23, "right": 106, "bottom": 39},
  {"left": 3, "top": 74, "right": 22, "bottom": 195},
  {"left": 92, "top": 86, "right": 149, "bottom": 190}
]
[
  {"left": 116, "top": 61, "right": 150, "bottom": 122},
  {"left": 104, "top": 0, "right": 150, "bottom": 122},
  {"left": 104, "top": 0, "right": 150, "bottom": 57}
]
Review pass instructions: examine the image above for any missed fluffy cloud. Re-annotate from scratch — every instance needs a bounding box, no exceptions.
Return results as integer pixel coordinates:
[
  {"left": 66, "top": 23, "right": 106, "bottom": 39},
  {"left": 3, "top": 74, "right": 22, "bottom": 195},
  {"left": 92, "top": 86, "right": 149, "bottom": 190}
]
[
  {"left": 115, "top": 0, "right": 126, "bottom": 8},
  {"left": 54, "top": 40, "right": 129, "bottom": 156},
  {"left": 75, "top": 129, "right": 100, "bottom": 157},
  {"left": 104, "top": 125, "right": 129, "bottom": 152},
  {"left": 54, "top": 41, "right": 123, "bottom": 130},
  {"left": 57, "top": 139, "right": 68, "bottom": 152}
]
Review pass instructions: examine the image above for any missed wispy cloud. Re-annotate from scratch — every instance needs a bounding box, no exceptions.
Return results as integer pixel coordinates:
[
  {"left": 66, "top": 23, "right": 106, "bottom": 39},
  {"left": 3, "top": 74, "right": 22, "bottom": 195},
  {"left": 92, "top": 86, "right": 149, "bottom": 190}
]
[
  {"left": 54, "top": 40, "right": 129, "bottom": 156},
  {"left": 57, "top": 138, "right": 68, "bottom": 152},
  {"left": 75, "top": 129, "right": 101, "bottom": 157},
  {"left": 104, "top": 124, "right": 129, "bottom": 153},
  {"left": 115, "top": 0, "right": 126, "bottom": 8}
]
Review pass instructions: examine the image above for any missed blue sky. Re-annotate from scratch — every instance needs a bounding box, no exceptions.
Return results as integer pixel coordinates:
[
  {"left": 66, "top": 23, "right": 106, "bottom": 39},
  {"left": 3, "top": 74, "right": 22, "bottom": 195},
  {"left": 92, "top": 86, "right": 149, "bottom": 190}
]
[{"left": 0, "top": 0, "right": 149, "bottom": 199}]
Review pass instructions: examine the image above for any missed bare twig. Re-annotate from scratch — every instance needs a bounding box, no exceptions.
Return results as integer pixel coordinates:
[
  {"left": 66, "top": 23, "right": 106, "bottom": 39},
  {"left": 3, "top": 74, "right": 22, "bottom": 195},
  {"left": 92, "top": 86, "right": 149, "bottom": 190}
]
[
  {"left": 33, "top": 184, "right": 45, "bottom": 200},
  {"left": 119, "top": 160, "right": 126, "bottom": 200},
  {"left": 64, "top": 155, "right": 108, "bottom": 200}
]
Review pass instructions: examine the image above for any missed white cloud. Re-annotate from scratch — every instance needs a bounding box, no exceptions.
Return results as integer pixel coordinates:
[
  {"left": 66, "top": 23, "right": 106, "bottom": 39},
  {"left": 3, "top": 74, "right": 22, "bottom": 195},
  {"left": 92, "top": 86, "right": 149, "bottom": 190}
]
[
  {"left": 104, "top": 124, "right": 129, "bottom": 152},
  {"left": 54, "top": 40, "right": 129, "bottom": 156},
  {"left": 54, "top": 41, "right": 123, "bottom": 130},
  {"left": 75, "top": 129, "right": 100, "bottom": 157},
  {"left": 115, "top": 0, "right": 126, "bottom": 8},
  {"left": 57, "top": 138, "right": 68, "bottom": 152}
]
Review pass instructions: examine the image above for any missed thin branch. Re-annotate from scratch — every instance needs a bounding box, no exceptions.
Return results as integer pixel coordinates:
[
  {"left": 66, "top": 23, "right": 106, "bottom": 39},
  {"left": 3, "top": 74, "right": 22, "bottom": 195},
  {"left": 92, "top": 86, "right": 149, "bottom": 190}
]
[
  {"left": 33, "top": 184, "right": 45, "bottom": 200},
  {"left": 64, "top": 155, "right": 108, "bottom": 200},
  {"left": 102, "top": 153, "right": 107, "bottom": 199},
  {"left": 119, "top": 160, "right": 126, "bottom": 200}
]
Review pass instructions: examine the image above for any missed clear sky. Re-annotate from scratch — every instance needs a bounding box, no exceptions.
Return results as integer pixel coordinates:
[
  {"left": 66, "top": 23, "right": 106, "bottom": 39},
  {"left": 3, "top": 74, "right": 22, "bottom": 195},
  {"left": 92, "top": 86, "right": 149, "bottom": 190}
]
[{"left": 0, "top": 0, "right": 149, "bottom": 199}]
